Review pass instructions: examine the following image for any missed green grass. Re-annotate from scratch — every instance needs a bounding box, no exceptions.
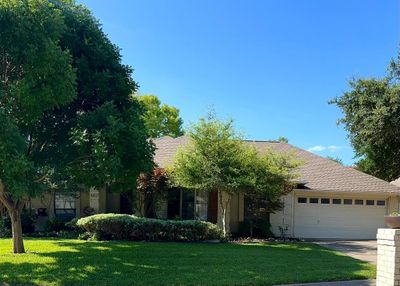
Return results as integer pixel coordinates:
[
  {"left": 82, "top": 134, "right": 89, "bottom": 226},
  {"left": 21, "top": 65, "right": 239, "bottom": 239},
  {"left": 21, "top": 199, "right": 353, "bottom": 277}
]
[{"left": 0, "top": 238, "right": 375, "bottom": 286}]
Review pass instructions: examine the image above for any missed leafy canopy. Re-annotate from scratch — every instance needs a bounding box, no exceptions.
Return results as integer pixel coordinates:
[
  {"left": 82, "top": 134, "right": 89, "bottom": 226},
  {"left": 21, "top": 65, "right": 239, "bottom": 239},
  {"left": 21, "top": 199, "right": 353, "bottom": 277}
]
[
  {"left": 137, "top": 94, "right": 184, "bottom": 138},
  {"left": 0, "top": 0, "right": 76, "bottom": 199},
  {"left": 330, "top": 52, "right": 400, "bottom": 181},
  {"left": 0, "top": 0, "right": 154, "bottom": 198},
  {"left": 171, "top": 112, "right": 299, "bottom": 198},
  {"left": 171, "top": 113, "right": 248, "bottom": 194}
]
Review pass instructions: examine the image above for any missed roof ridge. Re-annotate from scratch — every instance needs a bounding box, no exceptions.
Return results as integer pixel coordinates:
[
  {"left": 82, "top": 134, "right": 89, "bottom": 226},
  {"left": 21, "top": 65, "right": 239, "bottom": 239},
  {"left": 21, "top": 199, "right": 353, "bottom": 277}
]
[
  {"left": 287, "top": 144, "right": 400, "bottom": 188},
  {"left": 243, "top": 139, "right": 280, "bottom": 143}
]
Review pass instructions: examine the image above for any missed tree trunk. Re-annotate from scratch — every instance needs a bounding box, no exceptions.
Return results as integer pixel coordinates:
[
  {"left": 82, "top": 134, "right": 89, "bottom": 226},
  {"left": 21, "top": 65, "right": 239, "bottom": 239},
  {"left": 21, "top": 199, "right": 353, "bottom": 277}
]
[
  {"left": 221, "top": 207, "right": 226, "bottom": 236},
  {"left": 218, "top": 190, "right": 230, "bottom": 236},
  {"left": 0, "top": 181, "right": 25, "bottom": 254},
  {"left": 9, "top": 209, "right": 25, "bottom": 254}
]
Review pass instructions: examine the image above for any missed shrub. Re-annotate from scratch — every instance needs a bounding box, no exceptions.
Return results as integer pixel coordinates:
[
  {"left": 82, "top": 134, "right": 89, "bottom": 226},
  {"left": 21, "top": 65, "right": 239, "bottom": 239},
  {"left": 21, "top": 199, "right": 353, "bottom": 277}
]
[
  {"left": 21, "top": 210, "right": 37, "bottom": 233},
  {"left": 0, "top": 217, "right": 11, "bottom": 238},
  {"left": 45, "top": 218, "right": 67, "bottom": 232},
  {"left": 237, "top": 218, "right": 272, "bottom": 238},
  {"left": 0, "top": 210, "right": 36, "bottom": 236},
  {"left": 77, "top": 213, "right": 225, "bottom": 242}
]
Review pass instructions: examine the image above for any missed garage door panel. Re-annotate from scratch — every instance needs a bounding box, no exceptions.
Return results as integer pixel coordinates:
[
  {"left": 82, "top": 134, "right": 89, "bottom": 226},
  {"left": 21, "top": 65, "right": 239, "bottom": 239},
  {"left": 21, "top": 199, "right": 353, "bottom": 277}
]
[{"left": 294, "top": 201, "right": 386, "bottom": 239}]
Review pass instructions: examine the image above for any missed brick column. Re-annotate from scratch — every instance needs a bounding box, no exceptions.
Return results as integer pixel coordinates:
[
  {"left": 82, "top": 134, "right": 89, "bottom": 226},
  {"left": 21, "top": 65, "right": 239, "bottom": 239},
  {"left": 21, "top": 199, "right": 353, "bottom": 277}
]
[{"left": 377, "top": 228, "right": 400, "bottom": 286}]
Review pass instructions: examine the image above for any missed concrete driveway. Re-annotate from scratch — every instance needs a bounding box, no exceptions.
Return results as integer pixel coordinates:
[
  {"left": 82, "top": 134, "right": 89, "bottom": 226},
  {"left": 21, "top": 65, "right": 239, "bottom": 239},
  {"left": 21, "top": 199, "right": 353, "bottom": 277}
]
[{"left": 313, "top": 240, "right": 377, "bottom": 264}]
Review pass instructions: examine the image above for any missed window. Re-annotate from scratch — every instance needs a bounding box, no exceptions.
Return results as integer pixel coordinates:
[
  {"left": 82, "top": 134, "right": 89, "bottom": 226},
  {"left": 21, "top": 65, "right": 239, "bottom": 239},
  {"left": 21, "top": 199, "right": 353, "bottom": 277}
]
[
  {"left": 377, "top": 200, "right": 386, "bottom": 206},
  {"left": 309, "top": 198, "right": 319, "bottom": 204},
  {"left": 195, "top": 191, "right": 208, "bottom": 221},
  {"left": 344, "top": 199, "right": 352, "bottom": 205},
  {"left": 298, "top": 197, "right": 307, "bottom": 203},
  {"left": 332, "top": 199, "right": 341, "bottom": 204},
  {"left": 355, "top": 200, "right": 364, "bottom": 205},
  {"left": 54, "top": 193, "right": 76, "bottom": 220},
  {"left": 366, "top": 200, "right": 375, "bottom": 206},
  {"left": 321, "top": 198, "right": 330, "bottom": 204}
]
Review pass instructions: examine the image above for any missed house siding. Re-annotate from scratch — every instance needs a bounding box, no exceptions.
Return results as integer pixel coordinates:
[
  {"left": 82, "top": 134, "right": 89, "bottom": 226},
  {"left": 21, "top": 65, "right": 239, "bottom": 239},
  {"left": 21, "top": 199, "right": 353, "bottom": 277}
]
[{"left": 270, "top": 192, "right": 294, "bottom": 238}]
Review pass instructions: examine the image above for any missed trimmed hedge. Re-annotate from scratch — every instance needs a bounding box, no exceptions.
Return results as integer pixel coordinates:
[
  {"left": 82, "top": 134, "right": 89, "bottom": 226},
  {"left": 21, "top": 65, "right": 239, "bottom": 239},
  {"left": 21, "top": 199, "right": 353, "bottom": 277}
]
[{"left": 77, "top": 214, "right": 225, "bottom": 242}]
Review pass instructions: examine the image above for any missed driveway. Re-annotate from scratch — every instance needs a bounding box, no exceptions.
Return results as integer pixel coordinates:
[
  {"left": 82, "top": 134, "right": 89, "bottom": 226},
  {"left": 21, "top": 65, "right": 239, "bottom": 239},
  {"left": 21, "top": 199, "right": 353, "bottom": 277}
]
[{"left": 313, "top": 240, "right": 377, "bottom": 264}]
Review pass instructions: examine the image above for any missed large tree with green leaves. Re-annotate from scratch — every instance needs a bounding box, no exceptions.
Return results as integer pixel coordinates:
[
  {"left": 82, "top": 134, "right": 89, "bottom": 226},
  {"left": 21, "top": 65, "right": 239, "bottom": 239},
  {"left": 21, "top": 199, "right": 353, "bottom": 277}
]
[
  {"left": 170, "top": 113, "right": 298, "bottom": 235},
  {"left": 0, "top": 0, "right": 153, "bottom": 253},
  {"left": 137, "top": 94, "right": 184, "bottom": 138},
  {"left": 241, "top": 146, "right": 299, "bottom": 237},
  {"left": 330, "top": 53, "right": 400, "bottom": 181}
]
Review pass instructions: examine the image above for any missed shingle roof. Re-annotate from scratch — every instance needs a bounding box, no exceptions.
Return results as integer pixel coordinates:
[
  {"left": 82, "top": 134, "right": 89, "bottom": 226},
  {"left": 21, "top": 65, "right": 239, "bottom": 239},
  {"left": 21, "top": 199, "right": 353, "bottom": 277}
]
[
  {"left": 153, "top": 135, "right": 400, "bottom": 195},
  {"left": 391, "top": 178, "right": 400, "bottom": 187}
]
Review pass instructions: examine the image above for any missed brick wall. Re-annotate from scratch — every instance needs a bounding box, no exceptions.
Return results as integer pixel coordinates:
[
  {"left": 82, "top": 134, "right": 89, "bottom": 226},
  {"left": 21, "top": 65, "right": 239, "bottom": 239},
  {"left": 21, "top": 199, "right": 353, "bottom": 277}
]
[{"left": 377, "top": 228, "right": 400, "bottom": 285}]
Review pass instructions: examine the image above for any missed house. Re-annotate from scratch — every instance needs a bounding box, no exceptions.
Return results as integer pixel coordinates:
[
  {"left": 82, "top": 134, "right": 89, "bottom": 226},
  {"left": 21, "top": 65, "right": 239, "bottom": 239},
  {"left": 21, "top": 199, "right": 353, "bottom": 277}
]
[
  {"left": 152, "top": 136, "right": 400, "bottom": 240},
  {"left": 26, "top": 135, "right": 400, "bottom": 239}
]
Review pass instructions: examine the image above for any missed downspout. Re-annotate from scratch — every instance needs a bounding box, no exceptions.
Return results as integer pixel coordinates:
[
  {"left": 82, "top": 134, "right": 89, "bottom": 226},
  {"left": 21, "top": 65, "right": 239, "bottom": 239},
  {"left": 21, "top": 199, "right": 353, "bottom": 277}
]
[
  {"left": 291, "top": 190, "right": 295, "bottom": 237},
  {"left": 179, "top": 189, "right": 183, "bottom": 218}
]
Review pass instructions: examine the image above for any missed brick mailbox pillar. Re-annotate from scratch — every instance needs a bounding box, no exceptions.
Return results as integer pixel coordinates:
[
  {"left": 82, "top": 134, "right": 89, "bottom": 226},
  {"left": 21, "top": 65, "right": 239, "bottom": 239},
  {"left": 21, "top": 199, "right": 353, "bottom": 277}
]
[{"left": 377, "top": 228, "right": 400, "bottom": 286}]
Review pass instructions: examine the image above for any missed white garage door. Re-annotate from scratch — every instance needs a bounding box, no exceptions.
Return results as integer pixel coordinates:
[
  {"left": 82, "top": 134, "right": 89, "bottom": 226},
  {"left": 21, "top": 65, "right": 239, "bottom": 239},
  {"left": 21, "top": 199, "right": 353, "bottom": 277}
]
[{"left": 294, "top": 197, "right": 387, "bottom": 239}]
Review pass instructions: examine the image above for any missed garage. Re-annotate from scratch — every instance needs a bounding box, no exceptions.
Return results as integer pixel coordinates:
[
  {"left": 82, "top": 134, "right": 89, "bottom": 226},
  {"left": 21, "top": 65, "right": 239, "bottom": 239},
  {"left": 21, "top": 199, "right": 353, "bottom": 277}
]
[{"left": 293, "top": 196, "right": 387, "bottom": 239}]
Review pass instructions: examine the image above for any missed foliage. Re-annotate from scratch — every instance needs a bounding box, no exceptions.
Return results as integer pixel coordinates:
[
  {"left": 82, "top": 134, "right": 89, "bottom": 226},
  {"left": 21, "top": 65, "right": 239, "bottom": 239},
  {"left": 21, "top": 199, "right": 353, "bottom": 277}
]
[
  {"left": 170, "top": 113, "right": 248, "bottom": 234},
  {"left": 277, "top": 136, "right": 289, "bottom": 143},
  {"left": 77, "top": 213, "right": 224, "bottom": 242},
  {"left": 137, "top": 94, "right": 184, "bottom": 138},
  {"left": 237, "top": 218, "right": 272, "bottom": 238},
  {"left": 30, "top": 218, "right": 83, "bottom": 239},
  {"left": 0, "top": 210, "right": 36, "bottom": 236},
  {"left": 0, "top": 238, "right": 376, "bottom": 286},
  {"left": 0, "top": 0, "right": 154, "bottom": 252},
  {"left": 171, "top": 112, "right": 299, "bottom": 235},
  {"left": 326, "top": 156, "right": 344, "bottom": 165},
  {"left": 0, "top": 217, "right": 11, "bottom": 238},
  {"left": 171, "top": 113, "right": 246, "bottom": 192},
  {"left": 137, "top": 168, "right": 169, "bottom": 218},
  {"left": 44, "top": 218, "right": 68, "bottom": 232},
  {"left": 241, "top": 146, "right": 299, "bottom": 237},
  {"left": 330, "top": 53, "right": 400, "bottom": 181},
  {"left": 0, "top": 1, "right": 76, "bottom": 246}
]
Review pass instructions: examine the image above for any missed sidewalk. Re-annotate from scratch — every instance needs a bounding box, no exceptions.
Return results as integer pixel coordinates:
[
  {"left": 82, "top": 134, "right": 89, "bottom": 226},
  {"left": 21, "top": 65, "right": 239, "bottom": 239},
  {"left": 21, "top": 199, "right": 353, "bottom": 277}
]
[{"left": 275, "top": 280, "right": 375, "bottom": 286}]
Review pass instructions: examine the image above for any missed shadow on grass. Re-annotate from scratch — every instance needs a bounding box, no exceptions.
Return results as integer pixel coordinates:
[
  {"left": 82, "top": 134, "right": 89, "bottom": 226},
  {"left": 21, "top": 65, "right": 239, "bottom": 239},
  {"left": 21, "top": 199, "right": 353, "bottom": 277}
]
[{"left": 0, "top": 239, "right": 375, "bottom": 286}]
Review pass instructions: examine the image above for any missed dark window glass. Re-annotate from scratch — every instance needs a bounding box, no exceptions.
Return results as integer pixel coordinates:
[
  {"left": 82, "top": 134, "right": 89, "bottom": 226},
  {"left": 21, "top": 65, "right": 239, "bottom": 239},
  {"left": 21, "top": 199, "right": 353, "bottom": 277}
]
[
  {"left": 181, "top": 190, "right": 194, "bottom": 219},
  {"left": 332, "top": 199, "right": 341, "bottom": 204},
  {"left": 366, "top": 200, "right": 375, "bottom": 206},
  {"left": 298, "top": 197, "right": 307, "bottom": 203},
  {"left": 54, "top": 193, "right": 76, "bottom": 220},
  {"left": 344, "top": 199, "right": 352, "bottom": 205},
  {"left": 355, "top": 200, "right": 364, "bottom": 205},
  {"left": 321, "top": 198, "right": 330, "bottom": 204},
  {"left": 377, "top": 200, "right": 386, "bottom": 206},
  {"left": 309, "top": 198, "right": 319, "bottom": 204}
]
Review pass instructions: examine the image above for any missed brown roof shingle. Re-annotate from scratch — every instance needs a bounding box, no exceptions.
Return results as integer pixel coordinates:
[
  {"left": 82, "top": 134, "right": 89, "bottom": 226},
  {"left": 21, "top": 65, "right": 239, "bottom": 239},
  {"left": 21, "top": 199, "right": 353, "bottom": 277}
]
[{"left": 153, "top": 135, "right": 400, "bottom": 195}]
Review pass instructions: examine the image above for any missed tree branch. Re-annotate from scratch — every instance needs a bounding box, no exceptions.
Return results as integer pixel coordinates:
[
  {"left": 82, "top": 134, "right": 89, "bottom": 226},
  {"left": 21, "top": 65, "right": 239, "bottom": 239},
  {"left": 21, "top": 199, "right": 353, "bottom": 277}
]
[{"left": 0, "top": 180, "right": 14, "bottom": 211}]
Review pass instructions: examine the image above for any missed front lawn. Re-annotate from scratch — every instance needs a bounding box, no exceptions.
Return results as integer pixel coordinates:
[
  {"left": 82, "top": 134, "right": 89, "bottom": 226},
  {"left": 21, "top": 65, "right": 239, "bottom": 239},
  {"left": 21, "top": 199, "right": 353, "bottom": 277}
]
[{"left": 0, "top": 238, "right": 375, "bottom": 286}]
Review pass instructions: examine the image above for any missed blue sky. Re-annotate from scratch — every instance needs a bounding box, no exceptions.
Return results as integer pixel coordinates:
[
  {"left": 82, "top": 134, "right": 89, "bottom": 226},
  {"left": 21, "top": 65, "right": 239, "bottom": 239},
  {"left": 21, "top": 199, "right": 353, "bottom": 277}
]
[{"left": 78, "top": 0, "right": 399, "bottom": 165}]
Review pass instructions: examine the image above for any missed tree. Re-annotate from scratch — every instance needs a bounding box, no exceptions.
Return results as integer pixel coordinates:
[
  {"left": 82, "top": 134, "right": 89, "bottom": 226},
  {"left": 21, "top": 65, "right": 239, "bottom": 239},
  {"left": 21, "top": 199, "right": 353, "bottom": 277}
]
[
  {"left": 326, "top": 156, "right": 344, "bottom": 165},
  {"left": 137, "top": 94, "right": 184, "bottom": 138},
  {"left": 0, "top": 0, "right": 76, "bottom": 253},
  {"left": 242, "top": 147, "right": 299, "bottom": 237},
  {"left": 0, "top": 0, "right": 154, "bottom": 253},
  {"left": 330, "top": 53, "right": 400, "bottom": 181},
  {"left": 170, "top": 112, "right": 298, "bottom": 235},
  {"left": 277, "top": 136, "right": 289, "bottom": 143},
  {"left": 137, "top": 168, "right": 169, "bottom": 218}
]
